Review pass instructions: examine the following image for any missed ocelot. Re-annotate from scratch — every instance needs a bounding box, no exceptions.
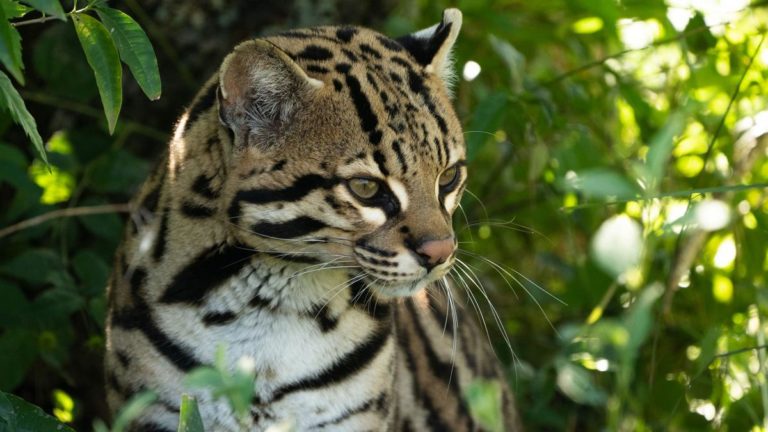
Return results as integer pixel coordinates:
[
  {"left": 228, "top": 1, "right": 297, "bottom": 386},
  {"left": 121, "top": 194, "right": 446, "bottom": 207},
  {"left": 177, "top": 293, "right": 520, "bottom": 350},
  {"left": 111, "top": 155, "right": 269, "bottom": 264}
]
[{"left": 104, "top": 8, "right": 522, "bottom": 431}]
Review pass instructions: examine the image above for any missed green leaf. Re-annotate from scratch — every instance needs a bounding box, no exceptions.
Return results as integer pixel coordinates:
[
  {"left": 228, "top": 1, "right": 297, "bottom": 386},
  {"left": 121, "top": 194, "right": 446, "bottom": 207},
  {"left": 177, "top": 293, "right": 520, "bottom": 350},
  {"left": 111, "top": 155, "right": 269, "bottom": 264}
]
[
  {"left": 0, "top": 329, "right": 37, "bottom": 391},
  {"left": 0, "top": 71, "right": 46, "bottom": 163},
  {"left": 0, "top": 249, "right": 64, "bottom": 285},
  {"left": 465, "top": 93, "right": 507, "bottom": 161},
  {"left": 464, "top": 379, "right": 503, "bottom": 432},
  {"left": 72, "top": 250, "right": 109, "bottom": 296},
  {"left": 111, "top": 392, "right": 157, "bottom": 432},
  {"left": 178, "top": 394, "right": 205, "bottom": 432},
  {"left": 489, "top": 34, "right": 525, "bottom": 94},
  {"left": 0, "top": 6, "right": 24, "bottom": 84},
  {"left": 1, "top": 1, "right": 33, "bottom": 19},
  {"left": 73, "top": 14, "right": 122, "bottom": 134},
  {"left": 96, "top": 6, "right": 161, "bottom": 100},
  {"left": 0, "top": 392, "right": 75, "bottom": 432},
  {"left": 20, "top": 0, "right": 65, "bottom": 20},
  {"left": 643, "top": 110, "right": 686, "bottom": 192},
  {"left": 555, "top": 360, "right": 607, "bottom": 406}
]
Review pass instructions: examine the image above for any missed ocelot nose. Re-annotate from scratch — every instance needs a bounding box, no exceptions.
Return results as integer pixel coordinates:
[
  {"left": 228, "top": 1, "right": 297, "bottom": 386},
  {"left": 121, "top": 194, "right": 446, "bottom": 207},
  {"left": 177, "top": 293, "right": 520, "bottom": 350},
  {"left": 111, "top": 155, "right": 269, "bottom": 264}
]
[{"left": 410, "top": 237, "right": 456, "bottom": 271}]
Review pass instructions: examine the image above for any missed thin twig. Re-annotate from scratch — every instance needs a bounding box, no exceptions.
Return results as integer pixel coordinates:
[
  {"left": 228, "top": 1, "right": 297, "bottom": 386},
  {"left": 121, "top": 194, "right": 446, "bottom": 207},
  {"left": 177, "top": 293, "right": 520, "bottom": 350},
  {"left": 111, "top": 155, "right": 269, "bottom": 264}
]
[
  {"left": 541, "top": 26, "right": 709, "bottom": 86},
  {"left": 11, "top": 15, "right": 60, "bottom": 27},
  {"left": 0, "top": 204, "right": 131, "bottom": 239}
]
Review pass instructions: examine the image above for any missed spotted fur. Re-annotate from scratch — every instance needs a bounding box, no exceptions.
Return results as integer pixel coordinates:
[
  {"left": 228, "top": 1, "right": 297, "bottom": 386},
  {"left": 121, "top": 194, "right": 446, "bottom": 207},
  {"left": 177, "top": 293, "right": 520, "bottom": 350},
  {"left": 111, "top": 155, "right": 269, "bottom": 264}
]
[{"left": 105, "top": 9, "right": 521, "bottom": 431}]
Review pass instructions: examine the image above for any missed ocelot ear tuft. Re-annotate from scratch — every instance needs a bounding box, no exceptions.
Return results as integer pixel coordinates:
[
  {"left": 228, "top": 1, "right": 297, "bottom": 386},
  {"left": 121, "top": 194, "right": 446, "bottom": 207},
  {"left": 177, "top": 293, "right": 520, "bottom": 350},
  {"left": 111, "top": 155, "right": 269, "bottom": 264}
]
[
  {"left": 218, "top": 39, "right": 324, "bottom": 148},
  {"left": 396, "top": 8, "right": 462, "bottom": 89}
]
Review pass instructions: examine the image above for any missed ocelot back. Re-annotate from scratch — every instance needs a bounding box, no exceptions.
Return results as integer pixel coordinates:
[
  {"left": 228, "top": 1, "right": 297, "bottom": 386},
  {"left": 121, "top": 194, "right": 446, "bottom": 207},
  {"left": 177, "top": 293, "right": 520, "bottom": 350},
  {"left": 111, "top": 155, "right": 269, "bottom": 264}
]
[{"left": 104, "top": 8, "right": 522, "bottom": 431}]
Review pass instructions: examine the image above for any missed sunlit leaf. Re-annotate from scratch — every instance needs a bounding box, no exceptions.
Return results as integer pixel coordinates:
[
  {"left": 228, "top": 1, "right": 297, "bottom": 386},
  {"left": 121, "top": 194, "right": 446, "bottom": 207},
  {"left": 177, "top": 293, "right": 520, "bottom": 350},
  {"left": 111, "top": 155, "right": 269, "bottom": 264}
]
[
  {"left": 0, "top": 71, "right": 46, "bottom": 163},
  {"left": 643, "top": 110, "right": 687, "bottom": 191},
  {"left": 556, "top": 360, "right": 607, "bottom": 406},
  {"left": 95, "top": 6, "right": 161, "bottom": 100},
  {"left": 73, "top": 14, "right": 122, "bottom": 134},
  {"left": 566, "top": 169, "right": 640, "bottom": 200}
]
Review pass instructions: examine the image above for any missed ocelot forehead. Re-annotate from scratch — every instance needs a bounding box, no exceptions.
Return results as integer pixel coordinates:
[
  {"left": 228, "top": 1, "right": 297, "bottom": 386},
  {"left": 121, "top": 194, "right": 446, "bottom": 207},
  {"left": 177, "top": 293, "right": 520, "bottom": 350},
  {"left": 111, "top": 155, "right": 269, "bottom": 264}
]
[{"left": 267, "top": 26, "right": 464, "bottom": 179}]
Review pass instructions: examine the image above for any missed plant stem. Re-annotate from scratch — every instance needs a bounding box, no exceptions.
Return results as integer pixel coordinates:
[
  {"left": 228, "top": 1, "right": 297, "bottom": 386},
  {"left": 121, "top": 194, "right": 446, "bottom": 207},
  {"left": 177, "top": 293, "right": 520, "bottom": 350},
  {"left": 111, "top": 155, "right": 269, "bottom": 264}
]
[{"left": 0, "top": 203, "right": 131, "bottom": 239}]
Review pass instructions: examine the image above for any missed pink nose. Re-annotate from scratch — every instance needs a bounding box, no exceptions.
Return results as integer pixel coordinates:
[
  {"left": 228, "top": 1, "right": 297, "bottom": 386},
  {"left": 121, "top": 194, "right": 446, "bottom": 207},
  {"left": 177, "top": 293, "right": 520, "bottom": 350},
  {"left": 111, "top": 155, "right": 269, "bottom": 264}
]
[{"left": 415, "top": 237, "right": 455, "bottom": 269}]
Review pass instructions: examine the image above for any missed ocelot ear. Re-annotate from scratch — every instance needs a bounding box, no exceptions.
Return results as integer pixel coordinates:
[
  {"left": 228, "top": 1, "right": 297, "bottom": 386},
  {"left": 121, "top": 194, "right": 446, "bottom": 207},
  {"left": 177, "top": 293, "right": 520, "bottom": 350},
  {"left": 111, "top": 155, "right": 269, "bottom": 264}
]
[
  {"left": 396, "top": 8, "right": 462, "bottom": 88},
  {"left": 218, "top": 39, "right": 324, "bottom": 148}
]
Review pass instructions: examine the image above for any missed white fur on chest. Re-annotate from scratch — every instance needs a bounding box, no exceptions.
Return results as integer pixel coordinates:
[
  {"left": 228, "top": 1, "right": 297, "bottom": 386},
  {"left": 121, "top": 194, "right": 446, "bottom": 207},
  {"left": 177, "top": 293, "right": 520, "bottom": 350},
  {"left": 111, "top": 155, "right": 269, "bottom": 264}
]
[{"left": 153, "top": 262, "right": 394, "bottom": 429}]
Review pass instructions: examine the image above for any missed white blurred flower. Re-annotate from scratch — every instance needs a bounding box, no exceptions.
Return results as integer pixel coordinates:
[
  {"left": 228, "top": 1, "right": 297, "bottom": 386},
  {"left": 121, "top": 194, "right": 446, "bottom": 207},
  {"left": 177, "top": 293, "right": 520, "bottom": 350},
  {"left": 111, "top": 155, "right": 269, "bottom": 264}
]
[
  {"left": 462, "top": 61, "right": 481, "bottom": 81},
  {"left": 694, "top": 199, "right": 731, "bottom": 231},
  {"left": 591, "top": 215, "right": 644, "bottom": 280}
]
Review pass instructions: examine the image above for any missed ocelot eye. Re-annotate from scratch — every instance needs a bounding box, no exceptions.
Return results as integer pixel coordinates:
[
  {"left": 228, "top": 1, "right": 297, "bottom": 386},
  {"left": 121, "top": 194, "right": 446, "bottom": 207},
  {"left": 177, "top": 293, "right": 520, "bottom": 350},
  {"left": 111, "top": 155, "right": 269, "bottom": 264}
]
[
  {"left": 347, "top": 178, "right": 381, "bottom": 200},
  {"left": 438, "top": 166, "right": 460, "bottom": 190}
]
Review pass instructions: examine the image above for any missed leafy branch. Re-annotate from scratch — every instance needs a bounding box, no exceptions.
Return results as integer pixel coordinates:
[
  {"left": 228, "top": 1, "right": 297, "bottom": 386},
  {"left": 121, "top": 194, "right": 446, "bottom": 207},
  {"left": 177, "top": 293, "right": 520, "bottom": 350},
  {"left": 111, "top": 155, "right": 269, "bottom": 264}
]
[{"left": 0, "top": 0, "right": 161, "bottom": 164}]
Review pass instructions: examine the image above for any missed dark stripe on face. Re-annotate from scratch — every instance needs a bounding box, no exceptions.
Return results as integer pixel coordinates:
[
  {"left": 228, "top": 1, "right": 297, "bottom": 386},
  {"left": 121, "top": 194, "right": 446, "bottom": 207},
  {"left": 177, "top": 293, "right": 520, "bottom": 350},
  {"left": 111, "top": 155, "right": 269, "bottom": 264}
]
[
  {"left": 181, "top": 201, "right": 216, "bottom": 218},
  {"left": 250, "top": 216, "right": 327, "bottom": 239},
  {"left": 355, "top": 240, "right": 397, "bottom": 257},
  {"left": 268, "top": 323, "right": 391, "bottom": 402},
  {"left": 341, "top": 72, "right": 382, "bottom": 145},
  {"left": 111, "top": 304, "right": 201, "bottom": 372},
  {"left": 185, "top": 84, "right": 218, "bottom": 132},
  {"left": 192, "top": 174, "right": 219, "bottom": 199},
  {"left": 433, "top": 137, "right": 444, "bottom": 165},
  {"left": 159, "top": 244, "right": 253, "bottom": 304},
  {"left": 153, "top": 208, "right": 169, "bottom": 262},
  {"left": 228, "top": 175, "right": 338, "bottom": 219},
  {"left": 391, "top": 140, "right": 408, "bottom": 173},
  {"left": 306, "top": 64, "right": 329, "bottom": 74},
  {"left": 359, "top": 43, "right": 382, "bottom": 59},
  {"left": 202, "top": 311, "right": 237, "bottom": 325},
  {"left": 297, "top": 45, "right": 333, "bottom": 61},
  {"left": 129, "top": 267, "right": 147, "bottom": 297},
  {"left": 372, "top": 150, "right": 389, "bottom": 176},
  {"left": 336, "top": 27, "right": 357, "bottom": 42}
]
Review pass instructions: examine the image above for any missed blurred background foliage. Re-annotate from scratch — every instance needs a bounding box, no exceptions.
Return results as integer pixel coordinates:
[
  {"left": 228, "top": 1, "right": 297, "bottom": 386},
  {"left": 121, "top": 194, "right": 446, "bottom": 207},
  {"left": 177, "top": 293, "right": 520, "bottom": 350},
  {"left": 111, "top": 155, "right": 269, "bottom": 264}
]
[{"left": 1, "top": 0, "right": 768, "bottom": 430}]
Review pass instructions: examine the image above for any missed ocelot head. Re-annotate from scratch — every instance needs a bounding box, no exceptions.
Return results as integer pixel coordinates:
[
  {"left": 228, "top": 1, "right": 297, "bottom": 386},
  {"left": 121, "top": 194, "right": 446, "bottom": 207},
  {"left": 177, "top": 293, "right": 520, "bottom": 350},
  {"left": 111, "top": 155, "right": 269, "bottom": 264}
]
[{"left": 220, "top": 10, "right": 465, "bottom": 297}]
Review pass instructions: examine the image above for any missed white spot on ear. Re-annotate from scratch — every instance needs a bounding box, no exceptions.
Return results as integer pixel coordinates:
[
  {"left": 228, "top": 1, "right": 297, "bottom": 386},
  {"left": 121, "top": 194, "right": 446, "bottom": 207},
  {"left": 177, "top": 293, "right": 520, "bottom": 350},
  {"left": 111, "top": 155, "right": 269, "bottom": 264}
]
[
  {"left": 387, "top": 178, "right": 409, "bottom": 212},
  {"left": 360, "top": 207, "right": 386, "bottom": 226},
  {"left": 307, "top": 77, "right": 324, "bottom": 89}
]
